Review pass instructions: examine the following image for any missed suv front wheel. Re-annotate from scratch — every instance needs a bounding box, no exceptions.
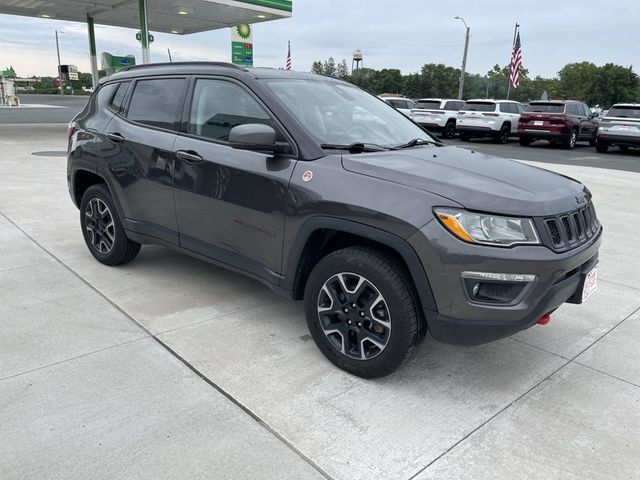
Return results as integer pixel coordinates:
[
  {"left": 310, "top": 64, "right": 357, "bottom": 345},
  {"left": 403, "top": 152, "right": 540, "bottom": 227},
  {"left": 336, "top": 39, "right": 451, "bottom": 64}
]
[
  {"left": 304, "top": 247, "right": 425, "bottom": 378},
  {"left": 80, "top": 184, "right": 141, "bottom": 266}
]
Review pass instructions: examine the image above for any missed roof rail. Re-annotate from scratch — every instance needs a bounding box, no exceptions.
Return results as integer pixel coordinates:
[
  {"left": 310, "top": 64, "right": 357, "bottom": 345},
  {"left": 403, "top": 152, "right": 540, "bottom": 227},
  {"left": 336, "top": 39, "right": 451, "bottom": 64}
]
[{"left": 120, "top": 61, "right": 246, "bottom": 72}]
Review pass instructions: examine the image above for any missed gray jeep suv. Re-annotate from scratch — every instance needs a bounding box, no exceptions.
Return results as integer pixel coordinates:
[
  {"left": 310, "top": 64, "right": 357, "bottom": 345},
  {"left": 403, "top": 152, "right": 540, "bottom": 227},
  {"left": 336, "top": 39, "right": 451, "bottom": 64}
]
[{"left": 67, "top": 62, "right": 601, "bottom": 378}]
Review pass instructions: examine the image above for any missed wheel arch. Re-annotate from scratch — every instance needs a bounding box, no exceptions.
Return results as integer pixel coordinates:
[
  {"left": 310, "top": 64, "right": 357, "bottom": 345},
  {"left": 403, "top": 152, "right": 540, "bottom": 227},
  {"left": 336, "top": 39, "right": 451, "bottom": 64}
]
[
  {"left": 73, "top": 169, "right": 108, "bottom": 207},
  {"left": 283, "top": 217, "right": 437, "bottom": 314}
]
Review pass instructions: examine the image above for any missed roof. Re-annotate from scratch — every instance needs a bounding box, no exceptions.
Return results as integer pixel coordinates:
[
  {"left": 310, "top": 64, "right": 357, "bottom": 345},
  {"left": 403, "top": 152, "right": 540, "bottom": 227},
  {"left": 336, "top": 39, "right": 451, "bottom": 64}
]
[
  {"left": 529, "top": 99, "right": 581, "bottom": 104},
  {"left": 104, "top": 62, "right": 335, "bottom": 82},
  {"left": 415, "top": 98, "right": 459, "bottom": 102},
  {"left": 466, "top": 99, "right": 520, "bottom": 103},
  {"left": 610, "top": 103, "right": 640, "bottom": 107},
  {"left": 0, "top": 0, "right": 291, "bottom": 35}
]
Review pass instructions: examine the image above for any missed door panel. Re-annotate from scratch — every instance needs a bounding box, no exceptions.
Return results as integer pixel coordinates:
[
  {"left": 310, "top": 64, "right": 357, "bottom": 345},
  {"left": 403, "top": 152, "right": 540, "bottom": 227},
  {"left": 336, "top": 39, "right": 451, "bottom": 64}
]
[
  {"left": 102, "top": 116, "right": 179, "bottom": 243},
  {"left": 173, "top": 136, "right": 295, "bottom": 278}
]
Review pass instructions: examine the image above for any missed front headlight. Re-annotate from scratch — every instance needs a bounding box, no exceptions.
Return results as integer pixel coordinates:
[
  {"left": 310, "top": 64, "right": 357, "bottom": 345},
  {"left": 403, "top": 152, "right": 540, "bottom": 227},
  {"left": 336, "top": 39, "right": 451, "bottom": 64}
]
[{"left": 434, "top": 208, "right": 540, "bottom": 246}]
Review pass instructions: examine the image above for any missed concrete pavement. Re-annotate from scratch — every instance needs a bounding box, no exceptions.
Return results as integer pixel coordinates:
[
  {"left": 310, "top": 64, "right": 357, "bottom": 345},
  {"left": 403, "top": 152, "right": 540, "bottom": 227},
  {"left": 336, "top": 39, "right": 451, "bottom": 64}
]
[{"left": 1, "top": 124, "right": 639, "bottom": 479}]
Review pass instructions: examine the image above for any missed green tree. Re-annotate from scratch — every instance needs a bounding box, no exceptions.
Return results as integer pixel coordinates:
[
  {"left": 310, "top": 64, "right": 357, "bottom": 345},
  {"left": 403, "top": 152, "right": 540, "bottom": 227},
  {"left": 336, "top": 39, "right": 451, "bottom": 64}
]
[
  {"left": 586, "top": 64, "right": 638, "bottom": 107},
  {"left": 556, "top": 61, "right": 598, "bottom": 100},
  {"left": 336, "top": 59, "right": 350, "bottom": 80},
  {"left": 322, "top": 57, "right": 337, "bottom": 77},
  {"left": 373, "top": 68, "right": 403, "bottom": 94}
]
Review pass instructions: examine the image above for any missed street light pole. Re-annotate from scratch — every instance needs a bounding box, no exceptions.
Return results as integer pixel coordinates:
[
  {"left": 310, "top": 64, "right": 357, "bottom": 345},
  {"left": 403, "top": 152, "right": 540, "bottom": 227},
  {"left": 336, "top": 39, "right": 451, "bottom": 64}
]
[
  {"left": 454, "top": 16, "right": 470, "bottom": 100},
  {"left": 55, "top": 29, "right": 63, "bottom": 96}
]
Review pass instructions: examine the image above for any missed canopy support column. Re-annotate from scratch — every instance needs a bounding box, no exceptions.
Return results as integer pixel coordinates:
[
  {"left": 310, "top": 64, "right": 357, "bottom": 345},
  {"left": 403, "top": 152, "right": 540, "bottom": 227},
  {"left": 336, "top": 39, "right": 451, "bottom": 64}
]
[
  {"left": 87, "top": 15, "right": 99, "bottom": 88},
  {"left": 138, "top": 0, "right": 150, "bottom": 64}
]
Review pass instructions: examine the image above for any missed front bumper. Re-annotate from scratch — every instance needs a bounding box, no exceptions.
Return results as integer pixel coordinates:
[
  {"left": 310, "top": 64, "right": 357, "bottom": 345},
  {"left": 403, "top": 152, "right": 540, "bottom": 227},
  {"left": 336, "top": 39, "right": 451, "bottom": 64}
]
[{"left": 408, "top": 221, "right": 602, "bottom": 346}]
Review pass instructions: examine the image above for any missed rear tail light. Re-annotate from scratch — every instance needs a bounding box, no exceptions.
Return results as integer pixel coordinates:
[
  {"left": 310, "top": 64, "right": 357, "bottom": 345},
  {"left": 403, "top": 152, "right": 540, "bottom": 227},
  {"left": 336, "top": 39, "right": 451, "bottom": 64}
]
[
  {"left": 549, "top": 115, "right": 567, "bottom": 125},
  {"left": 458, "top": 112, "right": 466, "bottom": 116},
  {"left": 67, "top": 121, "right": 77, "bottom": 140},
  {"left": 482, "top": 113, "right": 499, "bottom": 117}
]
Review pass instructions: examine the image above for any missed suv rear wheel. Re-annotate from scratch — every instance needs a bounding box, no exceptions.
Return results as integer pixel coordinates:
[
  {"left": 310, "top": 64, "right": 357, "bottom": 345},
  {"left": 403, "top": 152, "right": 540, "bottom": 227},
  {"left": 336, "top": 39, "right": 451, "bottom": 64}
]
[
  {"left": 304, "top": 247, "right": 425, "bottom": 378},
  {"left": 442, "top": 120, "right": 456, "bottom": 139},
  {"left": 563, "top": 128, "right": 578, "bottom": 149},
  {"left": 595, "top": 140, "right": 609, "bottom": 153},
  {"left": 495, "top": 124, "right": 510, "bottom": 144},
  {"left": 80, "top": 184, "right": 141, "bottom": 266}
]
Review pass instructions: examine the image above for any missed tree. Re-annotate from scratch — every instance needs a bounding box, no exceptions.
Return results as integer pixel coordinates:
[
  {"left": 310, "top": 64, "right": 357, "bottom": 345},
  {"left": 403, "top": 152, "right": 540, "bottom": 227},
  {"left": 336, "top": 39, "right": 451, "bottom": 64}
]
[
  {"left": 336, "top": 59, "right": 350, "bottom": 80},
  {"left": 373, "top": 69, "right": 403, "bottom": 94},
  {"left": 556, "top": 62, "right": 599, "bottom": 100},
  {"left": 322, "top": 57, "right": 337, "bottom": 77},
  {"left": 585, "top": 64, "right": 638, "bottom": 107}
]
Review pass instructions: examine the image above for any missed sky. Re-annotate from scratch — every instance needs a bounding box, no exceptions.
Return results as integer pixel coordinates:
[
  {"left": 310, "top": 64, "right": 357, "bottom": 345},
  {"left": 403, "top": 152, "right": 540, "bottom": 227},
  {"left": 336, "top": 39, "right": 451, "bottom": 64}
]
[{"left": 1, "top": 0, "right": 639, "bottom": 79}]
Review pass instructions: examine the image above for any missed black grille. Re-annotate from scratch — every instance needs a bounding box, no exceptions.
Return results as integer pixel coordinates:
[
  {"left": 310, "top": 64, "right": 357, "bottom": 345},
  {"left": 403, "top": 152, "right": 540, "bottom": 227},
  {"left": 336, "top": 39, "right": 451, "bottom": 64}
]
[{"left": 541, "top": 202, "right": 600, "bottom": 252}]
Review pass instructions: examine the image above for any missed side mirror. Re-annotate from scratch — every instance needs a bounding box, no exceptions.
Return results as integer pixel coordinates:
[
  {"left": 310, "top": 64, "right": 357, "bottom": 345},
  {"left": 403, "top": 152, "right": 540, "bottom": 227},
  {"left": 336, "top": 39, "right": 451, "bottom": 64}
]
[{"left": 229, "top": 124, "right": 291, "bottom": 154}]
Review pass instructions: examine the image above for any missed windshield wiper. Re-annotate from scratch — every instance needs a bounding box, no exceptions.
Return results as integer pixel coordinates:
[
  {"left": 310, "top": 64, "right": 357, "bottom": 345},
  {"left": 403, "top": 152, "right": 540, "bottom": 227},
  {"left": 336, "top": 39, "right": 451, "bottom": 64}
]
[
  {"left": 321, "top": 143, "right": 389, "bottom": 153},
  {"left": 391, "top": 138, "right": 437, "bottom": 149}
]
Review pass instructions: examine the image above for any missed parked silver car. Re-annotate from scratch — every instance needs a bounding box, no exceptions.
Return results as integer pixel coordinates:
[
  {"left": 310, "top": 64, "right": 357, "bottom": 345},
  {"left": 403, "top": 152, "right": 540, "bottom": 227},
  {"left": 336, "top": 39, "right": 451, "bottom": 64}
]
[{"left": 596, "top": 103, "right": 640, "bottom": 153}]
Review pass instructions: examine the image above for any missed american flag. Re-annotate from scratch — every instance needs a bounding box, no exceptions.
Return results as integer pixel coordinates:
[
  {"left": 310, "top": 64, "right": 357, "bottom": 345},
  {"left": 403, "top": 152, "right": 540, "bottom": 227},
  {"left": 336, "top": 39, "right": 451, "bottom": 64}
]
[
  {"left": 285, "top": 41, "right": 292, "bottom": 70},
  {"left": 509, "top": 29, "right": 522, "bottom": 88}
]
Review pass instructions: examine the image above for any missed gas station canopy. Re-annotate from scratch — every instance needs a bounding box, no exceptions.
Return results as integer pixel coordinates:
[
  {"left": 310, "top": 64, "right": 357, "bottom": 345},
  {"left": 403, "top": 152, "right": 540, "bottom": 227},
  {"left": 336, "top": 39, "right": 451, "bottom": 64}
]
[
  {"left": 0, "top": 0, "right": 292, "bottom": 35},
  {"left": 0, "top": 0, "right": 292, "bottom": 87}
]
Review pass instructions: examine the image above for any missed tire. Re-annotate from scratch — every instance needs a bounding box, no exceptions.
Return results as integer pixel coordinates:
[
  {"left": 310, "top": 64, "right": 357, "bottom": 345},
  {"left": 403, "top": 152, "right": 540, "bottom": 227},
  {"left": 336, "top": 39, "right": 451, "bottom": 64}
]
[
  {"left": 459, "top": 132, "right": 471, "bottom": 142},
  {"left": 495, "top": 124, "right": 510, "bottom": 144},
  {"left": 619, "top": 145, "right": 629, "bottom": 152},
  {"left": 595, "top": 140, "right": 609, "bottom": 154},
  {"left": 80, "top": 184, "right": 141, "bottom": 266},
  {"left": 304, "top": 247, "right": 425, "bottom": 378},
  {"left": 589, "top": 137, "right": 597, "bottom": 147},
  {"left": 442, "top": 120, "right": 456, "bottom": 139},
  {"left": 563, "top": 129, "right": 578, "bottom": 149},
  {"left": 519, "top": 137, "right": 532, "bottom": 147}
]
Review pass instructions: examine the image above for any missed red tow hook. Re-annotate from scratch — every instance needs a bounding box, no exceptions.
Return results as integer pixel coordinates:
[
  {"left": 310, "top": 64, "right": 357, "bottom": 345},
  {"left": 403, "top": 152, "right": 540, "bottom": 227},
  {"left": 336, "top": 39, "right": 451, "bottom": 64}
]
[{"left": 537, "top": 314, "right": 551, "bottom": 325}]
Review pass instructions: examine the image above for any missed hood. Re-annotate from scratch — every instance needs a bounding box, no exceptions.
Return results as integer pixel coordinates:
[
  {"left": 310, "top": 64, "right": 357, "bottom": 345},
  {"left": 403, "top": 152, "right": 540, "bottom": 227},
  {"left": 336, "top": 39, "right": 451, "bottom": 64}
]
[{"left": 341, "top": 145, "right": 589, "bottom": 216}]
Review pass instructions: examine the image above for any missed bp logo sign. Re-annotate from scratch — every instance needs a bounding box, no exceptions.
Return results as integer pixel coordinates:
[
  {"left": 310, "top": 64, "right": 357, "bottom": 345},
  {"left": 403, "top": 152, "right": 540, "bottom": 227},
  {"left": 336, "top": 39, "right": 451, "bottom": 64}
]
[{"left": 236, "top": 24, "right": 251, "bottom": 39}]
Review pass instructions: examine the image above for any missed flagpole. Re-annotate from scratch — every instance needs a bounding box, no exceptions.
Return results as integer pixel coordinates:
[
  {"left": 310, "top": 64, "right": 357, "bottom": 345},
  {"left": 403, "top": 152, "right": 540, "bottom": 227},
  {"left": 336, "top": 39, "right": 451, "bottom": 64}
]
[{"left": 506, "top": 22, "right": 519, "bottom": 100}]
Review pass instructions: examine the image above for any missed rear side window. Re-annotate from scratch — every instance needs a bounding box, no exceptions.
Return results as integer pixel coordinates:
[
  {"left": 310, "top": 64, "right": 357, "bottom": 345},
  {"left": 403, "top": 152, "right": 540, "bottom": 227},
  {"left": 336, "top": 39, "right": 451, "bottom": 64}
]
[
  {"left": 607, "top": 106, "right": 640, "bottom": 118},
  {"left": 499, "top": 103, "right": 511, "bottom": 113},
  {"left": 188, "top": 79, "right": 275, "bottom": 142},
  {"left": 463, "top": 102, "right": 496, "bottom": 112},
  {"left": 415, "top": 100, "right": 442, "bottom": 109},
  {"left": 444, "top": 101, "right": 463, "bottom": 111},
  {"left": 109, "top": 81, "right": 130, "bottom": 113},
  {"left": 127, "top": 78, "right": 186, "bottom": 130},
  {"left": 567, "top": 104, "right": 580, "bottom": 115}
]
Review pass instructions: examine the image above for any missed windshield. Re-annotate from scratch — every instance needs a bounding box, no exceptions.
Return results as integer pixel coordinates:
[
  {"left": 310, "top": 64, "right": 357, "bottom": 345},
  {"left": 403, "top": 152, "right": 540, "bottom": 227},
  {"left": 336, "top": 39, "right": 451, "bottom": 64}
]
[
  {"left": 462, "top": 102, "right": 496, "bottom": 112},
  {"left": 526, "top": 103, "right": 566, "bottom": 113},
  {"left": 607, "top": 106, "right": 640, "bottom": 118},
  {"left": 263, "top": 79, "right": 435, "bottom": 148}
]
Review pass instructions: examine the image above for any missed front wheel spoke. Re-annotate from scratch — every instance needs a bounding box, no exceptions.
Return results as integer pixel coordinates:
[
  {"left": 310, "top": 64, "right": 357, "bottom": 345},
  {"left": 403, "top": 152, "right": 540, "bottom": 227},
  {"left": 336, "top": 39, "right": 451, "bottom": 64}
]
[
  {"left": 323, "top": 328, "right": 345, "bottom": 354},
  {"left": 359, "top": 331, "right": 387, "bottom": 359},
  {"left": 318, "top": 284, "right": 340, "bottom": 312}
]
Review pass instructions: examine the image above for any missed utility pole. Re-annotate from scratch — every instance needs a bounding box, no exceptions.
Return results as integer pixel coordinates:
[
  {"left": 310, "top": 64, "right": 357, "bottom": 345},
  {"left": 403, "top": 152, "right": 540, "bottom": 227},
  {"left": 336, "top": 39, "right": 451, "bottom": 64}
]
[
  {"left": 55, "top": 29, "right": 63, "bottom": 96},
  {"left": 454, "top": 16, "right": 470, "bottom": 100}
]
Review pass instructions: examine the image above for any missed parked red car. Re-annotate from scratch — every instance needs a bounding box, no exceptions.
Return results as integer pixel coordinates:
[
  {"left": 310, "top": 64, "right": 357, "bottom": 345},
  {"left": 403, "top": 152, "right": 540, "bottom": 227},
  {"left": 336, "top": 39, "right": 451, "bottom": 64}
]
[{"left": 518, "top": 100, "right": 599, "bottom": 149}]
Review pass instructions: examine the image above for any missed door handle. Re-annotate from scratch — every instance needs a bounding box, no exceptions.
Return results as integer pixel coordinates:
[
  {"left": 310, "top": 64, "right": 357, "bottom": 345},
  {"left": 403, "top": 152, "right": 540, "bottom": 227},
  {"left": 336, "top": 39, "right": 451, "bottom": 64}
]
[
  {"left": 106, "top": 132, "right": 125, "bottom": 142},
  {"left": 176, "top": 150, "right": 204, "bottom": 164}
]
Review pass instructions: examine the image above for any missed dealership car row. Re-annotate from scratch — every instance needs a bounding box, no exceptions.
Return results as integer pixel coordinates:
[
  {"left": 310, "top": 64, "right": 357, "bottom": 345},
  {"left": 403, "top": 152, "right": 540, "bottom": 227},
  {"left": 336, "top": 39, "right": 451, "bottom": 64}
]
[{"left": 380, "top": 95, "right": 640, "bottom": 152}]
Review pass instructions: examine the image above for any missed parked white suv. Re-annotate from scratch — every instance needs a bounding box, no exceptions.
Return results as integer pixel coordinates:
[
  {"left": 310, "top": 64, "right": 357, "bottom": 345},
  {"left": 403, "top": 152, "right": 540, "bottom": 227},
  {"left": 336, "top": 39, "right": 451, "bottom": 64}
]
[
  {"left": 379, "top": 96, "right": 415, "bottom": 117},
  {"left": 457, "top": 99, "right": 524, "bottom": 144},
  {"left": 409, "top": 98, "right": 465, "bottom": 139}
]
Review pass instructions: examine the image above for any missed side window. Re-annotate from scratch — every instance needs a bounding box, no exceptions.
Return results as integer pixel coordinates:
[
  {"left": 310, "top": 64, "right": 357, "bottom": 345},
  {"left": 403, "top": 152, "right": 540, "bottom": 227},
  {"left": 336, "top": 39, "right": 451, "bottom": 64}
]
[
  {"left": 109, "top": 81, "right": 130, "bottom": 113},
  {"left": 188, "top": 79, "right": 274, "bottom": 142},
  {"left": 516, "top": 103, "right": 524, "bottom": 113},
  {"left": 567, "top": 104, "right": 578, "bottom": 116},
  {"left": 96, "top": 83, "right": 118, "bottom": 108},
  {"left": 582, "top": 104, "right": 591, "bottom": 116},
  {"left": 126, "top": 78, "right": 186, "bottom": 130},
  {"left": 444, "top": 101, "right": 457, "bottom": 111},
  {"left": 499, "top": 103, "right": 510, "bottom": 113}
]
